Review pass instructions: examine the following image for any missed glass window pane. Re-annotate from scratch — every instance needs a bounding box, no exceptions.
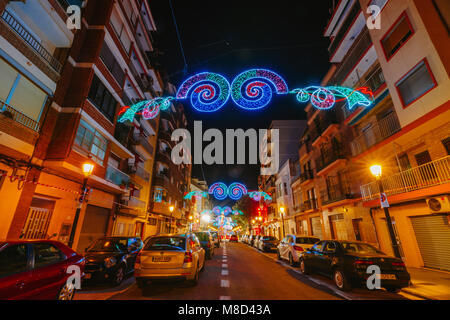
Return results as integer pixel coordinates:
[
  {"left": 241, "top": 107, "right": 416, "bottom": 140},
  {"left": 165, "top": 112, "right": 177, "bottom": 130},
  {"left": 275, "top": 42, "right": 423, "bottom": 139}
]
[
  {"left": 397, "top": 61, "right": 435, "bottom": 105},
  {"left": 0, "top": 58, "right": 18, "bottom": 102},
  {"left": 32, "top": 243, "right": 64, "bottom": 268},
  {"left": 8, "top": 76, "right": 46, "bottom": 121},
  {"left": 0, "top": 244, "right": 28, "bottom": 278}
]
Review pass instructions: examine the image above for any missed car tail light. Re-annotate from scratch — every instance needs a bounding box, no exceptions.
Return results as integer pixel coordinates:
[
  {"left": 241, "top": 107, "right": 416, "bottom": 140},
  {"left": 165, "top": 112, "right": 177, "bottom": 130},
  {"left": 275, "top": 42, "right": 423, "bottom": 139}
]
[
  {"left": 184, "top": 251, "right": 193, "bottom": 263},
  {"left": 392, "top": 262, "right": 405, "bottom": 267},
  {"left": 354, "top": 260, "right": 373, "bottom": 265},
  {"left": 293, "top": 245, "right": 303, "bottom": 251}
]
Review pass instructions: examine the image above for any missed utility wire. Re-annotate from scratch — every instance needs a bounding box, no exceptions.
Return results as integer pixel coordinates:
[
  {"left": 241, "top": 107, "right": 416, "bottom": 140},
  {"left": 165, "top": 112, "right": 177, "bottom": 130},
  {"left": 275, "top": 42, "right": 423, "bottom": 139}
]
[{"left": 168, "top": 0, "right": 188, "bottom": 73}]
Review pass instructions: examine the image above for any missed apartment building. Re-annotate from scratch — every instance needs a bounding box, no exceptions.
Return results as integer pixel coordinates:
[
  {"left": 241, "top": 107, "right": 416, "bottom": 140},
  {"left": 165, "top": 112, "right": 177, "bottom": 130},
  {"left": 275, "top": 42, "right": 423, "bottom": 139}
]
[
  {"left": 0, "top": 0, "right": 165, "bottom": 252},
  {"left": 148, "top": 84, "right": 191, "bottom": 235},
  {"left": 189, "top": 178, "right": 211, "bottom": 231}
]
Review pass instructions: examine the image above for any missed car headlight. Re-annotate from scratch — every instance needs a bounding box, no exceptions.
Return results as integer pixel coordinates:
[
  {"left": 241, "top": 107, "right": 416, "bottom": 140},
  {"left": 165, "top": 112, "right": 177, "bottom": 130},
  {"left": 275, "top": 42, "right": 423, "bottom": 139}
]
[{"left": 104, "top": 257, "right": 117, "bottom": 268}]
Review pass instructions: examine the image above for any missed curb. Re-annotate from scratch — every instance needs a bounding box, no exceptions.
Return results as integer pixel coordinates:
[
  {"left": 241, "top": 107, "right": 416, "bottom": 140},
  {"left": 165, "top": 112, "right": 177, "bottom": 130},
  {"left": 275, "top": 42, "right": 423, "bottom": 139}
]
[{"left": 400, "top": 288, "right": 436, "bottom": 300}]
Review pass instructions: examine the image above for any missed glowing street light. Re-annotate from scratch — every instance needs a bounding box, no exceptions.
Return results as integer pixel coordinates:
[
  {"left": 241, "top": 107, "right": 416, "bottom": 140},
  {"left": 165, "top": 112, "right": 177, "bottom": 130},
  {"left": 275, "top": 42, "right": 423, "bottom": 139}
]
[
  {"left": 370, "top": 165, "right": 382, "bottom": 179},
  {"left": 280, "top": 206, "right": 286, "bottom": 238},
  {"left": 201, "top": 214, "right": 211, "bottom": 223}
]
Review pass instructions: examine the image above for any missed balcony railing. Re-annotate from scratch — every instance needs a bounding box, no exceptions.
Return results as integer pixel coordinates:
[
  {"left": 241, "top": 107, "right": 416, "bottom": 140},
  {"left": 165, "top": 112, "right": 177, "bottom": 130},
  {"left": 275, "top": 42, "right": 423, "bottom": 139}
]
[
  {"left": 1, "top": 10, "right": 62, "bottom": 73},
  {"left": 361, "top": 156, "right": 450, "bottom": 201},
  {"left": 300, "top": 170, "right": 314, "bottom": 183},
  {"left": 0, "top": 99, "right": 40, "bottom": 132},
  {"left": 106, "top": 166, "right": 130, "bottom": 187},
  {"left": 320, "top": 185, "right": 355, "bottom": 205},
  {"left": 301, "top": 199, "right": 318, "bottom": 212},
  {"left": 315, "top": 144, "right": 346, "bottom": 173},
  {"left": 350, "top": 111, "right": 401, "bottom": 156},
  {"left": 133, "top": 131, "right": 154, "bottom": 155}
]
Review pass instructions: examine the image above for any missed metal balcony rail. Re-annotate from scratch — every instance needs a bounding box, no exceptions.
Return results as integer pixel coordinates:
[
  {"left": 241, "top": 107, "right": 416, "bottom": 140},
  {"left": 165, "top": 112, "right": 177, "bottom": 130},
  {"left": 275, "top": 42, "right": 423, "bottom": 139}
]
[
  {"left": 133, "top": 132, "right": 154, "bottom": 155},
  {"left": 315, "top": 145, "right": 346, "bottom": 173},
  {"left": 320, "top": 185, "right": 355, "bottom": 205},
  {"left": 301, "top": 199, "right": 318, "bottom": 211},
  {"left": 0, "top": 99, "right": 40, "bottom": 132},
  {"left": 362, "top": 65, "right": 385, "bottom": 94},
  {"left": 300, "top": 170, "right": 314, "bottom": 183},
  {"left": 360, "top": 155, "right": 450, "bottom": 201},
  {"left": 350, "top": 111, "right": 401, "bottom": 156},
  {"left": 128, "top": 196, "right": 147, "bottom": 210},
  {"left": 1, "top": 10, "right": 62, "bottom": 73},
  {"left": 106, "top": 166, "right": 130, "bottom": 187},
  {"left": 135, "top": 165, "right": 150, "bottom": 181}
]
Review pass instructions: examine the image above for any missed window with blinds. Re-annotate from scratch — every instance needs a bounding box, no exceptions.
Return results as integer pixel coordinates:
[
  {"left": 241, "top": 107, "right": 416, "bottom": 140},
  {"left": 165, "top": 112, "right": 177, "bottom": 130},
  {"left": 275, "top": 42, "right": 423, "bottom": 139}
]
[{"left": 381, "top": 12, "right": 414, "bottom": 60}]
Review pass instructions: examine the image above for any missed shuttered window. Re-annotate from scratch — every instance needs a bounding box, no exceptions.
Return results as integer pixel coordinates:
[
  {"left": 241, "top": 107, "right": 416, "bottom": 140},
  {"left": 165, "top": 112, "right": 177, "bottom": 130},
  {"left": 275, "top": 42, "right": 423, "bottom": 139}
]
[{"left": 381, "top": 12, "right": 414, "bottom": 60}]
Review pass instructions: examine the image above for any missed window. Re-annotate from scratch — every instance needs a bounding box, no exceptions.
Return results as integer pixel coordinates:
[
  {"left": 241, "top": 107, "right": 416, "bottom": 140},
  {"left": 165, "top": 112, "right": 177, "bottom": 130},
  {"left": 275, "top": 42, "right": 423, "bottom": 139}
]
[
  {"left": 32, "top": 243, "right": 65, "bottom": 268},
  {"left": 398, "top": 153, "right": 411, "bottom": 171},
  {"left": 442, "top": 137, "right": 450, "bottom": 155},
  {"left": 311, "top": 241, "right": 324, "bottom": 252},
  {"left": 75, "top": 119, "right": 108, "bottom": 164},
  {"left": 153, "top": 187, "right": 166, "bottom": 202},
  {"left": 0, "top": 244, "right": 28, "bottom": 278},
  {"left": 415, "top": 151, "right": 432, "bottom": 166},
  {"left": 110, "top": 10, "right": 132, "bottom": 52},
  {"left": 100, "top": 42, "right": 125, "bottom": 85},
  {"left": 381, "top": 12, "right": 414, "bottom": 60},
  {"left": 396, "top": 59, "right": 437, "bottom": 107},
  {"left": 88, "top": 75, "right": 118, "bottom": 122}
]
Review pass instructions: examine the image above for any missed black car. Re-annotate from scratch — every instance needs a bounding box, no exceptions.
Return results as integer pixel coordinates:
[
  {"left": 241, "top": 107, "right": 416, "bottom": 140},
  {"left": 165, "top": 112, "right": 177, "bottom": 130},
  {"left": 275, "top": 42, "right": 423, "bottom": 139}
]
[
  {"left": 299, "top": 240, "right": 410, "bottom": 292},
  {"left": 210, "top": 231, "right": 221, "bottom": 248},
  {"left": 194, "top": 232, "right": 215, "bottom": 259},
  {"left": 83, "top": 236, "right": 143, "bottom": 285},
  {"left": 258, "top": 236, "right": 279, "bottom": 252}
]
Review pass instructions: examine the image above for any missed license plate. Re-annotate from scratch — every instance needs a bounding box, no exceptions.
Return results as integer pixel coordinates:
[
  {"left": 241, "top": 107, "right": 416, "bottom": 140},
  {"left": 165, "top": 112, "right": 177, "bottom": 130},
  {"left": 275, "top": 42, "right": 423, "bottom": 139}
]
[
  {"left": 377, "top": 274, "right": 396, "bottom": 280},
  {"left": 152, "top": 256, "right": 171, "bottom": 262},
  {"left": 84, "top": 273, "right": 92, "bottom": 279}
]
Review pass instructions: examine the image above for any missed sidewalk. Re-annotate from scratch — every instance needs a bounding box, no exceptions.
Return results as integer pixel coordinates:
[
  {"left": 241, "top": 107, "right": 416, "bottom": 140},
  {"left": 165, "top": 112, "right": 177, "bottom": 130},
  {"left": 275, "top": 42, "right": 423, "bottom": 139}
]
[{"left": 402, "top": 267, "right": 450, "bottom": 300}]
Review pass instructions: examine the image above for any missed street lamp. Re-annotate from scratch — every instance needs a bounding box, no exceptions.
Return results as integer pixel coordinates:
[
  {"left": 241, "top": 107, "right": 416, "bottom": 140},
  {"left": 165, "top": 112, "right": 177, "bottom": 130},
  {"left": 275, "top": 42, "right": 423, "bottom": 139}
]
[
  {"left": 280, "top": 206, "right": 286, "bottom": 239},
  {"left": 68, "top": 161, "right": 95, "bottom": 248},
  {"left": 169, "top": 205, "right": 175, "bottom": 233},
  {"left": 370, "top": 164, "right": 401, "bottom": 258}
]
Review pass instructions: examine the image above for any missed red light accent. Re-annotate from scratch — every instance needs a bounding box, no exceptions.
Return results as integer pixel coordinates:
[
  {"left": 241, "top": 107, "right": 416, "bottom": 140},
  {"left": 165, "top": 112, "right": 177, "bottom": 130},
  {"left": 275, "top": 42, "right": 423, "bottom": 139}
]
[
  {"left": 354, "top": 260, "right": 373, "bottom": 265},
  {"left": 184, "top": 251, "right": 193, "bottom": 263},
  {"left": 293, "top": 245, "right": 304, "bottom": 251},
  {"left": 118, "top": 106, "right": 130, "bottom": 116},
  {"left": 392, "top": 262, "right": 405, "bottom": 267}
]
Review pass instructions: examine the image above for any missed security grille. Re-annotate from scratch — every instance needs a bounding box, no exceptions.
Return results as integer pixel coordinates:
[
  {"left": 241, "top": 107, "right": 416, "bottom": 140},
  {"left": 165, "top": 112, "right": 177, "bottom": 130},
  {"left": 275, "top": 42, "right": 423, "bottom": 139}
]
[{"left": 22, "top": 207, "right": 53, "bottom": 239}]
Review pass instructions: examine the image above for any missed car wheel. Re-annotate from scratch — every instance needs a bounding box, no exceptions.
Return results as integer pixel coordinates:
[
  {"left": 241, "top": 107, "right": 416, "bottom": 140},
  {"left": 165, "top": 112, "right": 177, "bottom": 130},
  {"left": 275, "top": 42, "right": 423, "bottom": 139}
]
[
  {"left": 333, "top": 268, "right": 351, "bottom": 291},
  {"left": 277, "top": 250, "right": 281, "bottom": 260},
  {"left": 299, "top": 259, "right": 309, "bottom": 275},
  {"left": 57, "top": 282, "right": 75, "bottom": 300},
  {"left": 385, "top": 286, "right": 401, "bottom": 293},
  {"left": 289, "top": 253, "right": 295, "bottom": 266},
  {"left": 113, "top": 265, "right": 125, "bottom": 286}
]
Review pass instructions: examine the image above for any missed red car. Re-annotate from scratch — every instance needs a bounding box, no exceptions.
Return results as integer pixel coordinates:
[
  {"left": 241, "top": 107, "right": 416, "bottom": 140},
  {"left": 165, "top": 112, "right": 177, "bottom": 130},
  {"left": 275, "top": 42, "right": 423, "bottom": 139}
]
[
  {"left": 0, "top": 240, "right": 85, "bottom": 300},
  {"left": 229, "top": 235, "right": 238, "bottom": 242}
]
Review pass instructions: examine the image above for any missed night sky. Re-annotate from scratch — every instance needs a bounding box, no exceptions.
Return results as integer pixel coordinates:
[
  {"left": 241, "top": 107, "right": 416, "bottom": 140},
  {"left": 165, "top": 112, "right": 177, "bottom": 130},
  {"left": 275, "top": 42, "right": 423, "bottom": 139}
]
[{"left": 149, "top": 0, "right": 334, "bottom": 203}]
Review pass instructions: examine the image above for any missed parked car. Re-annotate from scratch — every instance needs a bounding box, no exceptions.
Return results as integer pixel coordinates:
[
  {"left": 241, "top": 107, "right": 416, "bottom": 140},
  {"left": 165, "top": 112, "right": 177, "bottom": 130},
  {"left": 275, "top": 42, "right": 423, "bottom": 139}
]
[
  {"left": 247, "top": 235, "right": 256, "bottom": 246},
  {"left": 257, "top": 236, "right": 279, "bottom": 252},
  {"left": 229, "top": 235, "right": 238, "bottom": 242},
  {"left": 253, "top": 235, "right": 262, "bottom": 247},
  {"left": 277, "top": 235, "right": 320, "bottom": 266},
  {"left": 299, "top": 240, "right": 411, "bottom": 292},
  {"left": 210, "top": 231, "right": 221, "bottom": 248},
  {"left": 194, "top": 232, "right": 215, "bottom": 259},
  {"left": 0, "top": 240, "right": 85, "bottom": 300},
  {"left": 135, "top": 233, "right": 205, "bottom": 288},
  {"left": 83, "top": 236, "right": 143, "bottom": 286}
]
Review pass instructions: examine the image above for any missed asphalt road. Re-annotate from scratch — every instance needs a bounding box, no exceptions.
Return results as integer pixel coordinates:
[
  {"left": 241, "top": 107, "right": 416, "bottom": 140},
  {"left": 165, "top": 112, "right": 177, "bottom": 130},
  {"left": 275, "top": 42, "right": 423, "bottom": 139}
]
[{"left": 75, "top": 242, "right": 419, "bottom": 300}]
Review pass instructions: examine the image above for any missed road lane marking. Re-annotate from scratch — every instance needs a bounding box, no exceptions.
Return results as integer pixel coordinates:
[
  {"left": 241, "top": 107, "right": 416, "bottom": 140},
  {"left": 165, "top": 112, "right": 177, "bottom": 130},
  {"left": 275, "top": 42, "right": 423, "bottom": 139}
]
[
  {"left": 221, "top": 280, "right": 230, "bottom": 288},
  {"left": 220, "top": 296, "right": 231, "bottom": 300},
  {"left": 221, "top": 270, "right": 229, "bottom": 275}
]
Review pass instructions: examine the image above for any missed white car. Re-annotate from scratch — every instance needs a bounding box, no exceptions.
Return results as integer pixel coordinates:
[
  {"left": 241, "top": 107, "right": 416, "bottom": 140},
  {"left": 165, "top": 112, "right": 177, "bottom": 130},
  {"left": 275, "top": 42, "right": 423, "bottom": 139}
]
[{"left": 277, "top": 235, "right": 320, "bottom": 266}]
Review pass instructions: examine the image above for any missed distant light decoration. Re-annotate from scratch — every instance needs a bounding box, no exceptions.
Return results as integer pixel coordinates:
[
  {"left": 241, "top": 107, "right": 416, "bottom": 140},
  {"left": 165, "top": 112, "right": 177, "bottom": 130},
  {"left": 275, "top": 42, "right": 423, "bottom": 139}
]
[
  {"left": 232, "top": 210, "right": 244, "bottom": 216},
  {"left": 184, "top": 191, "right": 208, "bottom": 200},
  {"left": 212, "top": 206, "right": 232, "bottom": 216},
  {"left": 176, "top": 72, "right": 230, "bottom": 112},
  {"left": 208, "top": 182, "right": 228, "bottom": 201},
  {"left": 117, "top": 69, "right": 374, "bottom": 123},
  {"left": 227, "top": 182, "right": 248, "bottom": 201},
  {"left": 291, "top": 86, "right": 373, "bottom": 110},
  {"left": 248, "top": 191, "right": 272, "bottom": 202},
  {"left": 230, "top": 69, "right": 289, "bottom": 110}
]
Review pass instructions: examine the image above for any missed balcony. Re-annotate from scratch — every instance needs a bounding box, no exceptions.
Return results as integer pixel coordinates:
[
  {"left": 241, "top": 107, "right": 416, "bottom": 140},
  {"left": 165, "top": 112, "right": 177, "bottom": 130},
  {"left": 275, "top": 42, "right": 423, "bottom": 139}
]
[
  {"left": 1, "top": 99, "right": 40, "bottom": 132},
  {"left": 320, "top": 185, "right": 355, "bottom": 206},
  {"left": 1, "top": 9, "right": 63, "bottom": 73},
  {"left": 315, "top": 144, "right": 346, "bottom": 175},
  {"left": 300, "top": 170, "right": 314, "bottom": 183},
  {"left": 361, "top": 156, "right": 450, "bottom": 201},
  {"left": 350, "top": 111, "right": 401, "bottom": 156},
  {"left": 128, "top": 164, "right": 151, "bottom": 181},
  {"left": 105, "top": 166, "right": 130, "bottom": 188},
  {"left": 301, "top": 199, "right": 318, "bottom": 212}
]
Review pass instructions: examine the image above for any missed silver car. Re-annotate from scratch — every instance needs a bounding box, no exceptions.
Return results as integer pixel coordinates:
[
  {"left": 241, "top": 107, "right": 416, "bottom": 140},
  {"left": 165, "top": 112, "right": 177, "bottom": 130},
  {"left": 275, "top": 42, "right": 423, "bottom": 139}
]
[
  {"left": 277, "top": 235, "right": 320, "bottom": 266},
  {"left": 135, "top": 233, "right": 205, "bottom": 287}
]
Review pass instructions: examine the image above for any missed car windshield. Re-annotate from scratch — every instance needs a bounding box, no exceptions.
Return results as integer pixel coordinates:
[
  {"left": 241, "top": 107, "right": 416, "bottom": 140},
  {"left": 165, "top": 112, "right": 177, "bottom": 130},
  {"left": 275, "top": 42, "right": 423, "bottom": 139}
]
[
  {"left": 262, "top": 236, "right": 276, "bottom": 241},
  {"left": 195, "top": 233, "right": 210, "bottom": 242},
  {"left": 296, "top": 237, "right": 319, "bottom": 244},
  {"left": 341, "top": 242, "right": 384, "bottom": 254},
  {"left": 87, "top": 238, "right": 128, "bottom": 252},
  {"left": 144, "top": 237, "right": 186, "bottom": 251}
]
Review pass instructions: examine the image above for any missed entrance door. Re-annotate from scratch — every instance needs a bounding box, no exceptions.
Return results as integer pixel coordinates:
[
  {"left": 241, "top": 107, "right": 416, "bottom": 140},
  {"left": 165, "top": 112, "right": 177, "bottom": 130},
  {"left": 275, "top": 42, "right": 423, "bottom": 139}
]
[
  {"left": 411, "top": 214, "right": 450, "bottom": 271},
  {"left": 310, "top": 217, "right": 323, "bottom": 239},
  {"left": 329, "top": 214, "right": 347, "bottom": 240},
  {"left": 77, "top": 205, "right": 111, "bottom": 252}
]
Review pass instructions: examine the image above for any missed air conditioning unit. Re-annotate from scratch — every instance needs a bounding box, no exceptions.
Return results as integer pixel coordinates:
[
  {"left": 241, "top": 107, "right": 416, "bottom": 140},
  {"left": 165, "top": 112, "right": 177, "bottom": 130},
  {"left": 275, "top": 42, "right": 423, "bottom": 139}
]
[{"left": 426, "top": 196, "right": 450, "bottom": 212}]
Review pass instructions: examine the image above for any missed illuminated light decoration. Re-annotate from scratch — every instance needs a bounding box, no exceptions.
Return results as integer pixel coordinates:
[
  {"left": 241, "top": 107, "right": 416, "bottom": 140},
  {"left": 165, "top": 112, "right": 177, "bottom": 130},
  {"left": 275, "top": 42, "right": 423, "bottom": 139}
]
[
  {"left": 231, "top": 69, "right": 289, "bottom": 110},
  {"left": 208, "top": 182, "right": 228, "bottom": 201},
  {"left": 176, "top": 72, "right": 230, "bottom": 112},
  {"left": 118, "top": 97, "right": 174, "bottom": 123},
  {"left": 183, "top": 191, "right": 208, "bottom": 200},
  {"left": 232, "top": 210, "right": 244, "bottom": 216},
  {"left": 248, "top": 191, "right": 272, "bottom": 202},
  {"left": 212, "top": 206, "right": 232, "bottom": 216},
  {"left": 291, "top": 86, "right": 373, "bottom": 110},
  {"left": 201, "top": 210, "right": 212, "bottom": 216},
  {"left": 227, "top": 182, "right": 248, "bottom": 201}
]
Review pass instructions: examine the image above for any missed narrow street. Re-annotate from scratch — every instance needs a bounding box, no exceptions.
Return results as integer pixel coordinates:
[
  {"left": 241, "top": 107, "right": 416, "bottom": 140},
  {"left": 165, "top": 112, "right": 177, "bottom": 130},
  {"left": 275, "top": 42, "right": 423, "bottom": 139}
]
[{"left": 75, "top": 242, "right": 420, "bottom": 300}]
